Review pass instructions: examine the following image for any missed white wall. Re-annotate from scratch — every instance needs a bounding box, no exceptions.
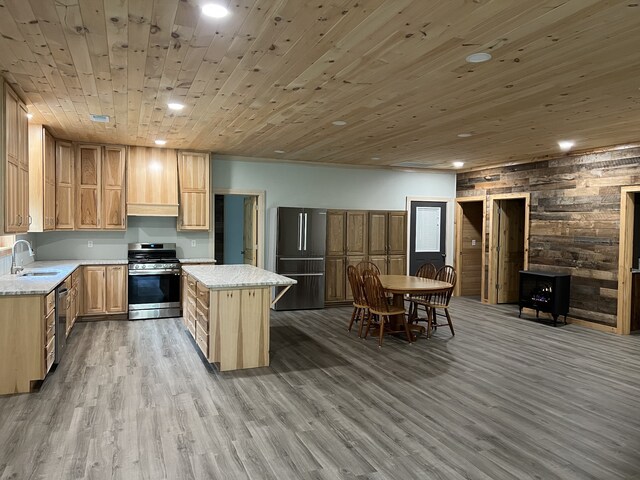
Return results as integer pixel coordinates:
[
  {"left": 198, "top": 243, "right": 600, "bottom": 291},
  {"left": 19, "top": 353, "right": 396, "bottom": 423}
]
[{"left": 213, "top": 156, "right": 457, "bottom": 270}]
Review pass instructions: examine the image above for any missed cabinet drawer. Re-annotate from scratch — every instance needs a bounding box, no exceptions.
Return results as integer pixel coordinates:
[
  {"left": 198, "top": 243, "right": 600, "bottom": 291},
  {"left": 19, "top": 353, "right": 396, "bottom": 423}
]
[
  {"left": 186, "top": 275, "right": 197, "bottom": 294},
  {"left": 45, "top": 310, "right": 55, "bottom": 342},
  {"left": 196, "top": 283, "right": 209, "bottom": 307},
  {"left": 45, "top": 336, "right": 55, "bottom": 372},
  {"left": 196, "top": 304, "right": 209, "bottom": 330},
  {"left": 187, "top": 319, "right": 196, "bottom": 339},
  {"left": 196, "top": 323, "right": 209, "bottom": 357},
  {"left": 45, "top": 291, "right": 56, "bottom": 316}
]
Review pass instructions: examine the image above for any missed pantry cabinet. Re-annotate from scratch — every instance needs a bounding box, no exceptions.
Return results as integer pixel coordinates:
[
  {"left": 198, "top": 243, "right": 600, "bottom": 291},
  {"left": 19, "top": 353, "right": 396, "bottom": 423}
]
[
  {"left": 2, "top": 82, "right": 29, "bottom": 234},
  {"left": 28, "top": 125, "right": 56, "bottom": 232},
  {"left": 55, "top": 140, "right": 74, "bottom": 230}
]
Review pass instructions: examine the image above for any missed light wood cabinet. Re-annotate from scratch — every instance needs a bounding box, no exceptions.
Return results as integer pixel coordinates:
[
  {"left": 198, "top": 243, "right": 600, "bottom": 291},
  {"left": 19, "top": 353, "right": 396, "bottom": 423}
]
[
  {"left": 106, "top": 265, "right": 127, "bottom": 313},
  {"left": 55, "top": 140, "right": 74, "bottom": 230},
  {"left": 82, "top": 265, "right": 127, "bottom": 315},
  {"left": 76, "top": 144, "right": 126, "bottom": 230},
  {"left": 368, "top": 211, "right": 388, "bottom": 255},
  {"left": 76, "top": 145, "right": 101, "bottom": 229},
  {"left": 369, "top": 255, "right": 388, "bottom": 275},
  {"left": 28, "top": 126, "right": 56, "bottom": 232},
  {"left": 326, "top": 210, "right": 346, "bottom": 256},
  {"left": 103, "top": 146, "right": 126, "bottom": 230},
  {"left": 127, "top": 146, "right": 178, "bottom": 216},
  {"left": 2, "top": 83, "right": 29, "bottom": 234},
  {"left": 344, "top": 255, "right": 365, "bottom": 301},
  {"left": 346, "top": 211, "right": 368, "bottom": 255},
  {"left": 388, "top": 255, "right": 407, "bottom": 275},
  {"left": 177, "top": 151, "right": 210, "bottom": 231}
]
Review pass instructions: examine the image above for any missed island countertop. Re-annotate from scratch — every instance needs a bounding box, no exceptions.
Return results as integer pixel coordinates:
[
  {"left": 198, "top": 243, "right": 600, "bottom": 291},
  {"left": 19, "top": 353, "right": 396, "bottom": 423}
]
[{"left": 182, "top": 264, "right": 296, "bottom": 289}]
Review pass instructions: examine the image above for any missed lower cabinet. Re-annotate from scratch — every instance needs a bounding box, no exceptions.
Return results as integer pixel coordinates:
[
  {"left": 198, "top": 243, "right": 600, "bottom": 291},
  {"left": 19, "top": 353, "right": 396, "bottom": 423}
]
[{"left": 82, "top": 265, "right": 128, "bottom": 315}]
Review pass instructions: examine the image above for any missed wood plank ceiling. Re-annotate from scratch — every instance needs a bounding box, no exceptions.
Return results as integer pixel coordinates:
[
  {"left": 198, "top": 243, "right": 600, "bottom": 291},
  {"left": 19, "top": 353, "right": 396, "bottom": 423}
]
[{"left": 0, "top": 0, "right": 639, "bottom": 170}]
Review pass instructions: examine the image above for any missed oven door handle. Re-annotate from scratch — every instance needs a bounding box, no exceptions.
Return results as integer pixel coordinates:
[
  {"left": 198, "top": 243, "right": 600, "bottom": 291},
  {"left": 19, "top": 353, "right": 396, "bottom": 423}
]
[{"left": 128, "top": 270, "right": 181, "bottom": 276}]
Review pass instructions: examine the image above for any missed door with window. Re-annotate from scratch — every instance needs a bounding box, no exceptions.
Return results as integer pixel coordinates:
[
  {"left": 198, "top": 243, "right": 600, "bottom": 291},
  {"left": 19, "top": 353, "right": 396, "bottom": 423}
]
[{"left": 409, "top": 201, "right": 447, "bottom": 275}]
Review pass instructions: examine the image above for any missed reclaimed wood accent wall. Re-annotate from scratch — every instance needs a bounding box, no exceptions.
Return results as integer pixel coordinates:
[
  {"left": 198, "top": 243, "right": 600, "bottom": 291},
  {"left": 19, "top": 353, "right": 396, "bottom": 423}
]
[{"left": 457, "top": 148, "right": 640, "bottom": 327}]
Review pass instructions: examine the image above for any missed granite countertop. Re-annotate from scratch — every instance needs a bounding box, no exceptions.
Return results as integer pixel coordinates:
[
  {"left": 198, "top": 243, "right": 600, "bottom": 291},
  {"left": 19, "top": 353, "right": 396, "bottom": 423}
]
[
  {"left": 0, "top": 259, "right": 128, "bottom": 296},
  {"left": 179, "top": 258, "right": 217, "bottom": 264},
  {"left": 182, "top": 264, "right": 296, "bottom": 289}
]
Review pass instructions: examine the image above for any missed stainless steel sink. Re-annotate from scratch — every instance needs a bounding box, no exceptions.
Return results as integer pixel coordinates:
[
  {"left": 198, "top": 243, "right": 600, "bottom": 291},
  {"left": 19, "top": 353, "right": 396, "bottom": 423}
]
[{"left": 20, "top": 271, "right": 58, "bottom": 277}]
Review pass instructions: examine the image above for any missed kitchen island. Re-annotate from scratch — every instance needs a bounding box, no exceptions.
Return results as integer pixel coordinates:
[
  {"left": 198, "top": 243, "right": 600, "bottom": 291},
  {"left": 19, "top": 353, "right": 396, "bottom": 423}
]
[{"left": 181, "top": 264, "right": 295, "bottom": 372}]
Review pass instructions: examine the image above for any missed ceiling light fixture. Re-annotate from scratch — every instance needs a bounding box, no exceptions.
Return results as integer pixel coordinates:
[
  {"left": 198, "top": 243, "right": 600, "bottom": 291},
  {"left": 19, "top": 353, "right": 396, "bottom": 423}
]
[
  {"left": 332, "top": 120, "right": 347, "bottom": 126},
  {"left": 90, "top": 114, "right": 110, "bottom": 123},
  {"left": 452, "top": 161, "right": 465, "bottom": 168},
  {"left": 26, "top": 113, "right": 33, "bottom": 120},
  {"left": 457, "top": 133, "right": 472, "bottom": 138},
  {"left": 274, "top": 150, "right": 285, "bottom": 154},
  {"left": 167, "top": 102, "right": 185, "bottom": 111},
  {"left": 155, "top": 139, "right": 167, "bottom": 146},
  {"left": 465, "top": 52, "right": 492, "bottom": 63},
  {"left": 202, "top": 4, "right": 229, "bottom": 18},
  {"left": 558, "top": 140, "right": 574, "bottom": 151},
  {"left": 371, "top": 157, "right": 380, "bottom": 160}
]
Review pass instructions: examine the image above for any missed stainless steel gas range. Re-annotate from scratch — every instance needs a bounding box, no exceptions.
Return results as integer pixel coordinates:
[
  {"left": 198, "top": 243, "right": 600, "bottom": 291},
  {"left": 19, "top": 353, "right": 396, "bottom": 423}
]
[{"left": 128, "top": 243, "right": 181, "bottom": 320}]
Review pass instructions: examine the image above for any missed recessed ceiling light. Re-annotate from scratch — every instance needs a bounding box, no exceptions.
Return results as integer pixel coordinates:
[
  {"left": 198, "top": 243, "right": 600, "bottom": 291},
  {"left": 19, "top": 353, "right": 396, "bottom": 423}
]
[
  {"left": 332, "top": 120, "right": 347, "bottom": 126},
  {"left": 90, "top": 114, "right": 110, "bottom": 123},
  {"left": 457, "top": 133, "right": 472, "bottom": 138},
  {"left": 274, "top": 150, "right": 285, "bottom": 154},
  {"left": 465, "top": 52, "right": 492, "bottom": 63},
  {"left": 167, "top": 102, "right": 185, "bottom": 111},
  {"left": 155, "top": 139, "right": 167, "bottom": 146},
  {"left": 202, "top": 4, "right": 229, "bottom": 18},
  {"left": 371, "top": 157, "right": 380, "bottom": 160},
  {"left": 452, "top": 161, "right": 465, "bottom": 168},
  {"left": 558, "top": 140, "right": 574, "bottom": 151},
  {"left": 26, "top": 113, "right": 33, "bottom": 120}
]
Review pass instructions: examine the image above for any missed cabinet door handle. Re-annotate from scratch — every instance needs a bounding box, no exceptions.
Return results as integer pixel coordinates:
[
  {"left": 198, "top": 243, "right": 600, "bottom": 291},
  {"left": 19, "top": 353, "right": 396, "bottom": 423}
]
[{"left": 28, "top": 215, "right": 32, "bottom": 225}]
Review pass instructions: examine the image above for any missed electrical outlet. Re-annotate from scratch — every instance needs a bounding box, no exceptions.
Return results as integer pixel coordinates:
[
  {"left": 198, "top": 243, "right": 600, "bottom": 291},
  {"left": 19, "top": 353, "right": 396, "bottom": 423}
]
[
  {"left": 191, "top": 240, "right": 196, "bottom": 247},
  {"left": 471, "top": 239, "right": 476, "bottom": 246},
  {"left": 88, "top": 241, "right": 93, "bottom": 248}
]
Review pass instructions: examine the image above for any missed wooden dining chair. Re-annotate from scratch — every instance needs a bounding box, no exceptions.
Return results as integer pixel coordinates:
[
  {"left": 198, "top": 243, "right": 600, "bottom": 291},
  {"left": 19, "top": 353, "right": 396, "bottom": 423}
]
[
  {"left": 361, "top": 269, "right": 412, "bottom": 347},
  {"left": 346, "top": 265, "right": 369, "bottom": 337},
  {"left": 423, "top": 265, "right": 457, "bottom": 337},
  {"left": 407, "top": 262, "right": 437, "bottom": 321},
  {"left": 355, "top": 261, "right": 380, "bottom": 276}
]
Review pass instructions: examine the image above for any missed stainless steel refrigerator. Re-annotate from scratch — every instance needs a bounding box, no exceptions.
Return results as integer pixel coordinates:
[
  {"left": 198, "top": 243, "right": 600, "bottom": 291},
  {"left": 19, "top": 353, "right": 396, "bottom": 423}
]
[{"left": 274, "top": 207, "right": 327, "bottom": 310}]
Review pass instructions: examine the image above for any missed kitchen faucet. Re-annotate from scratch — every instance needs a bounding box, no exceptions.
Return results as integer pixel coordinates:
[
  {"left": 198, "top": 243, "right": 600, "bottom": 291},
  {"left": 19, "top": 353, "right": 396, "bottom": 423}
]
[{"left": 11, "top": 239, "right": 35, "bottom": 275}]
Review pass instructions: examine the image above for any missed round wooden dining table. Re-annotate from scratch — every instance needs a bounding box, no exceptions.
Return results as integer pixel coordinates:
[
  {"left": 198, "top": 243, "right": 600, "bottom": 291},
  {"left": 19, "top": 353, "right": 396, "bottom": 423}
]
[{"left": 378, "top": 275, "right": 453, "bottom": 338}]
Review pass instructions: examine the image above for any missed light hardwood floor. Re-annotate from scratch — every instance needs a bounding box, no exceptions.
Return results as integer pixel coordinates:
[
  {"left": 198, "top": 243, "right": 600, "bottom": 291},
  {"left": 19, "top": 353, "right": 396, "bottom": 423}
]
[{"left": 1, "top": 298, "right": 639, "bottom": 479}]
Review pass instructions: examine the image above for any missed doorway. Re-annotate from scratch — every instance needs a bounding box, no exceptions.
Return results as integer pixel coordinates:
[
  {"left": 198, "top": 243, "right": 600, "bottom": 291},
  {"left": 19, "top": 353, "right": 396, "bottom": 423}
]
[
  {"left": 489, "top": 194, "right": 530, "bottom": 304},
  {"left": 213, "top": 191, "right": 263, "bottom": 267},
  {"left": 454, "top": 198, "right": 485, "bottom": 298},
  {"left": 616, "top": 187, "right": 640, "bottom": 334},
  {"left": 408, "top": 200, "right": 447, "bottom": 275}
]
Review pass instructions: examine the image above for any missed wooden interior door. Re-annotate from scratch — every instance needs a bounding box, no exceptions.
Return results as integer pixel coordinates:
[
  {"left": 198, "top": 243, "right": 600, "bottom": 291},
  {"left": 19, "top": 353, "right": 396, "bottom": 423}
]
[
  {"left": 243, "top": 196, "right": 257, "bottom": 266},
  {"left": 496, "top": 199, "right": 525, "bottom": 303},
  {"left": 459, "top": 202, "right": 483, "bottom": 296}
]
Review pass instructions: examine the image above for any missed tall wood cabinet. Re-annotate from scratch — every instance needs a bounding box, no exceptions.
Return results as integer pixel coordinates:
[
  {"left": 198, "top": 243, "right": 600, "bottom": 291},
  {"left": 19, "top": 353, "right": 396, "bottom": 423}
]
[
  {"left": 2, "top": 82, "right": 29, "bottom": 234},
  {"left": 55, "top": 140, "right": 75, "bottom": 230},
  {"left": 28, "top": 125, "right": 56, "bottom": 232},
  {"left": 325, "top": 209, "right": 407, "bottom": 305},
  {"left": 76, "top": 144, "right": 126, "bottom": 230},
  {"left": 177, "top": 151, "right": 210, "bottom": 231}
]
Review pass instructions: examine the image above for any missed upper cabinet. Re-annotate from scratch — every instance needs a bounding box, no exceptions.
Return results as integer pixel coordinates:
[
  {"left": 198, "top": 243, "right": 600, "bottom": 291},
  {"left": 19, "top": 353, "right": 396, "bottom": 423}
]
[
  {"left": 75, "top": 144, "right": 126, "bottom": 230},
  {"left": 2, "top": 82, "right": 29, "bottom": 234},
  {"left": 28, "top": 125, "right": 56, "bottom": 232},
  {"left": 55, "top": 140, "right": 74, "bottom": 230},
  {"left": 177, "top": 151, "right": 210, "bottom": 231},
  {"left": 127, "top": 146, "right": 178, "bottom": 216}
]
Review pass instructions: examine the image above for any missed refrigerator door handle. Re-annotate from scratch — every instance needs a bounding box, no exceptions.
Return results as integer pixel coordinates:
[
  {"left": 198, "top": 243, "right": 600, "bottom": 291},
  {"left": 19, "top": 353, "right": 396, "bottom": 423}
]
[
  {"left": 298, "top": 213, "right": 303, "bottom": 251},
  {"left": 303, "top": 213, "right": 308, "bottom": 251}
]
